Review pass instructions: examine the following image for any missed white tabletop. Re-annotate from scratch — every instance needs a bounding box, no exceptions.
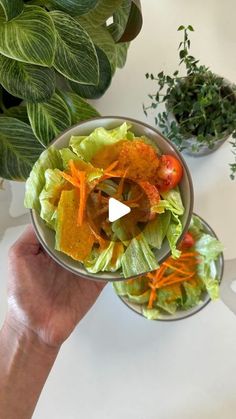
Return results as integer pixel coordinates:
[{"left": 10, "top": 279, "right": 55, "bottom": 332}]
[{"left": 1, "top": 1, "right": 236, "bottom": 418}]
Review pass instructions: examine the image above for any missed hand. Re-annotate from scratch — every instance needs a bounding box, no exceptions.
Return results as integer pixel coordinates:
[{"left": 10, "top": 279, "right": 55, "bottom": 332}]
[{"left": 6, "top": 225, "right": 106, "bottom": 349}]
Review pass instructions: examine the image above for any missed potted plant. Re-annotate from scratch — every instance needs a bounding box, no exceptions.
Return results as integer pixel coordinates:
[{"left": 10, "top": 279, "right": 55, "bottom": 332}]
[
  {"left": 143, "top": 25, "right": 236, "bottom": 179},
  {"left": 0, "top": 0, "right": 142, "bottom": 181}
]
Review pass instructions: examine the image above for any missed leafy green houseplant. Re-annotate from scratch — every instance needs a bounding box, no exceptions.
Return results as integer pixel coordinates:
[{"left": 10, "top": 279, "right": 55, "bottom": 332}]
[
  {"left": 143, "top": 25, "right": 236, "bottom": 179},
  {"left": 0, "top": 0, "right": 142, "bottom": 181}
]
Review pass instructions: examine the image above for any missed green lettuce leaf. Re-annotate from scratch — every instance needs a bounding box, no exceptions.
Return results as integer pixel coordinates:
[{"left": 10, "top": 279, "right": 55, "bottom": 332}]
[
  {"left": 182, "top": 279, "right": 203, "bottom": 309},
  {"left": 188, "top": 214, "right": 204, "bottom": 239},
  {"left": 195, "top": 232, "right": 223, "bottom": 300},
  {"left": 39, "top": 168, "right": 66, "bottom": 230},
  {"left": 85, "top": 242, "right": 124, "bottom": 273},
  {"left": 68, "top": 135, "right": 85, "bottom": 159},
  {"left": 195, "top": 234, "right": 224, "bottom": 262},
  {"left": 112, "top": 281, "right": 128, "bottom": 296},
  {"left": 121, "top": 235, "right": 159, "bottom": 278},
  {"left": 154, "top": 285, "right": 182, "bottom": 314},
  {"left": 59, "top": 147, "right": 80, "bottom": 168},
  {"left": 199, "top": 275, "right": 219, "bottom": 300},
  {"left": 113, "top": 276, "right": 149, "bottom": 297},
  {"left": 111, "top": 218, "right": 140, "bottom": 243},
  {"left": 143, "top": 211, "right": 171, "bottom": 249},
  {"left": 59, "top": 147, "right": 104, "bottom": 182},
  {"left": 24, "top": 146, "right": 63, "bottom": 212},
  {"left": 153, "top": 187, "right": 184, "bottom": 215},
  {"left": 151, "top": 187, "right": 184, "bottom": 257},
  {"left": 97, "top": 179, "right": 118, "bottom": 196},
  {"left": 69, "top": 122, "right": 132, "bottom": 162},
  {"left": 166, "top": 213, "right": 182, "bottom": 258},
  {"left": 86, "top": 167, "right": 104, "bottom": 183},
  {"left": 142, "top": 307, "right": 160, "bottom": 320},
  {"left": 127, "top": 290, "right": 150, "bottom": 304},
  {"left": 113, "top": 283, "right": 150, "bottom": 304}
]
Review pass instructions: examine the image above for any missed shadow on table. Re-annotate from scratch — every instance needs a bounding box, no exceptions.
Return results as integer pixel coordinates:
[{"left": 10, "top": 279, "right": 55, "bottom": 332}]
[{"left": 0, "top": 181, "right": 29, "bottom": 242}]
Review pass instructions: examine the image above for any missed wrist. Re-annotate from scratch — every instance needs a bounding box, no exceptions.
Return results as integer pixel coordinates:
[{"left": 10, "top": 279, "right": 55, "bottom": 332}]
[
  {"left": 2, "top": 312, "right": 60, "bottom": 360},
  {"left": 0, "top": 313, "right": 59, "bottom": 419}
]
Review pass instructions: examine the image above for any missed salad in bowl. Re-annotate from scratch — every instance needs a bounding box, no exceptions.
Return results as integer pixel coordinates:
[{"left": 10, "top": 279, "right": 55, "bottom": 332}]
[
  {"left": 113, "top": 214, "right": 224, "bottom": 319},
  {"left": 25, "top": 117, "right": 193, "bottom": 280}
]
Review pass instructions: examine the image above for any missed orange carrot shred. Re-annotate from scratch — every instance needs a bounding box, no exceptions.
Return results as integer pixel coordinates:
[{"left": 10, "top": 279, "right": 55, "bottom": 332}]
[
  {"left": 116, "top": 168, "right": 128, "bottom": 198},
  {"left": 69, "top": 160, "right": 80, "bottom": 182},
  {"left": 58, "top": 171, "right": 80, "bottom": 188},
  {"left": 104, "top": 160, "right": 119, "bottom": 173},
  {"left": 162, "top": 262, "right": 194, "bottom": 276},
  {"left": 162, "top": 274, "right": 195, "bottom": 287},
  {"left": 148, "top": 289, "right": 157, "bottom": 309},
  {"left": 77, "top": 171, "right": 86, "bottom": 226},
  {"left": 145, "top": 249, "right": 201, "bottom": 309}
]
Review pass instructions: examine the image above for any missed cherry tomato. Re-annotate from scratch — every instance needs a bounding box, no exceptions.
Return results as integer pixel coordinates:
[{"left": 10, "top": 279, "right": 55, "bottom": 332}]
[
  {"left": 156, "top": 155, "right": 183, "bottom": 192},
  {"left": 181, "top": 232, "right": 195, "bottom": 249}
]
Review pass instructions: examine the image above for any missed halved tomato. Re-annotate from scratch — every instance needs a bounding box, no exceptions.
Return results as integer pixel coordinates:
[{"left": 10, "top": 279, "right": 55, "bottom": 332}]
[
  {"left": 180, "top": 232, "right": 195, "bottom": 249},
  {"left": 156, "top": 154, "right": 183, "bottom": 192}
]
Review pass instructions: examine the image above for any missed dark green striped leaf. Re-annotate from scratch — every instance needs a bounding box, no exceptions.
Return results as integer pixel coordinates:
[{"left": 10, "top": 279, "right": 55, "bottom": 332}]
[
  {"left": 58, "top": 91, "right": 100, "bottom": 124},
  {"left": 27, "top": 92, "right": 72, "bottom": 146},
  {"left": 50, "top": 0, "right": 98, "bottom": 16},
  {"left": 77, "top": 16, "right": 117, "bottom": 74},
  {"left": 82, "top": 0, "right": 123, "bottom": 26},
  {"left": 0, "top": 6, "right": 56, "bottom": 66},
  {"left": 109, "top": 0, "right": 142, "bottom": 42},
  {"left": 0, "top": 55, "right": 55, "bottom": 102},
  {"left": 0, "top": 0, "right": 23, "bottom": 21},
  {"left": 108, "top": 0, "right": 131, "bottom": 42},
  {"left": 0, "top": 117, "right": 44, "bottom": 180},
  {"left": 116, "top": 42, "right": 129, "bottom": 68},
  {"left": 120, "top": 0, "right": 142, "bottom": 42},
  {"left": 3, "top": 105, "right": 29, "bottom": 124},
  {"left": 51, "top": 11, "right": 99, "bottom": 84},
  {"left": 70, "top": 47, "right": 112, "bottom": 99}
]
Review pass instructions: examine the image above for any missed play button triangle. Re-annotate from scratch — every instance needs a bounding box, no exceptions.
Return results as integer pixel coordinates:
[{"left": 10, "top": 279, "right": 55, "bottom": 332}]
[{"left": 108, "top": 197, "right": 131, "bottom": 222}]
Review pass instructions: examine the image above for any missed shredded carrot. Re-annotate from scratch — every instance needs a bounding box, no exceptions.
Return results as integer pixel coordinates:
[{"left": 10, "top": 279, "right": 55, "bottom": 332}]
[
  {"left": 163, "top": 274, "right": 195, "bottom": 287},
  {"left": 145, "top": 250, "right": 201, "bottom": 309},
  {"left": 115, "top": 168, "right": 128, "bottom": 198},
  {"left": 58, "top": 171, "right": 80, "bottom": 188},
  {"left": 88, "top": 220, "right": 106, "bottom": 248},
  {"left": 175, "top": 252, "right": 198, "bottom": 258},
  {"left": 148, "top": 289, "right": 157, "bottom": 309},
  {"left": 162, "top": 262, "right": 194, "bottom": 276},
  {"left": 68, "top": 160, "right": 80, "bottom": 182},
  {"left": 104, "top": 160, "right": 119, "bottom": 173},
  {"left": 77, "top": 171, "right": 86, "bottom": 226},
  {"left": 102, "top": 171, "right": 124, "bottom": 178}
]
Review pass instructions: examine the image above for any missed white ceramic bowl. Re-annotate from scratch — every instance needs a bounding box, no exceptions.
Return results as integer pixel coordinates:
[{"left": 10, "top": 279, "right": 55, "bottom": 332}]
[
  {"left": 31, "top": 116, "right": 194, "bottom": 281},
  {"left": 116, "top": 214, "right": 224, "bottom": 320}
]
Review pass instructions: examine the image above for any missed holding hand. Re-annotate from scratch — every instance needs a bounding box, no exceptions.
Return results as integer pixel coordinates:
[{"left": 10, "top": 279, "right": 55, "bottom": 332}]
[
  {"left": 7, "top": 225, "right": 106, "bottom": 348},
  {"left": 0, "top": 226, "right": 106, "bottom": 419}
]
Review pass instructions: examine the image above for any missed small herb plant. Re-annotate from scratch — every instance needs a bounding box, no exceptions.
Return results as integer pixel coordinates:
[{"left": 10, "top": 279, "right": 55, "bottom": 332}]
[{"left": 143, "top": 25, "right": 236, "bottom": 179}]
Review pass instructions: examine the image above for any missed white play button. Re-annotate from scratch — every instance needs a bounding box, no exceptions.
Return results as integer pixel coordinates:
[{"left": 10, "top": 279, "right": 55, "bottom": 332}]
[{"left": 108, "top": 197, "right": 131, "bottom": 222}]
